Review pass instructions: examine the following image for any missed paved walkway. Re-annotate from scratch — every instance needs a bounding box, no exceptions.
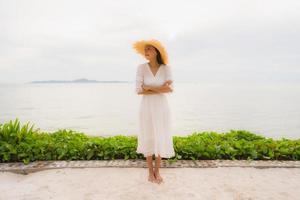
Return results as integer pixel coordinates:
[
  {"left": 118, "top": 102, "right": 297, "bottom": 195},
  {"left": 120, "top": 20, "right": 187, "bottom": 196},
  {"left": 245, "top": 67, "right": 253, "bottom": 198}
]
[{"left": 1, "top": 159, "right": 299, "bottom": 175}]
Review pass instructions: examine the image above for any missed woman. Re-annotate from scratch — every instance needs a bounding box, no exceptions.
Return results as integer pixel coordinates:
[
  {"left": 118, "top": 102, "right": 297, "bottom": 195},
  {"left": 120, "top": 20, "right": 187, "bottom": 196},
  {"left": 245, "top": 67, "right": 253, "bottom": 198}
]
[{"left": 133, "top": 39, "right": 175, "bottom": 184}]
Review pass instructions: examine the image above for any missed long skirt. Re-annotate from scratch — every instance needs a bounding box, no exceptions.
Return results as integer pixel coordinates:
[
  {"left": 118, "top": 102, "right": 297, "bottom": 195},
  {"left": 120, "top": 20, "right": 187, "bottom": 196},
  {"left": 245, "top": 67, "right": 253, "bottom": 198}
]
[{"left": 136, "top": 94, "right": 175, "bottom": 158}]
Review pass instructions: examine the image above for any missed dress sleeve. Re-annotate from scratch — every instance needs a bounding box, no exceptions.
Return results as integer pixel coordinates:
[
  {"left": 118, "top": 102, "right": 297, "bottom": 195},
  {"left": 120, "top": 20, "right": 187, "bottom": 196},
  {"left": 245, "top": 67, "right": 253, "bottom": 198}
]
[
  {"left": 165, "top": 65, "right": 173, "bottom": 81},
  {"left": 135, "top": 64, "right": 143, "bottom": 94},
  {"left": 165, "top": 65, "right": 174, "bottom": 91}
]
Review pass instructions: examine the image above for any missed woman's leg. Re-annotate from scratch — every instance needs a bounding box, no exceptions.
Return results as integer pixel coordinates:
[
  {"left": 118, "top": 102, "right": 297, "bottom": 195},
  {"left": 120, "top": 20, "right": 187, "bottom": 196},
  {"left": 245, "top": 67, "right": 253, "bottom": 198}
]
[
  {"left": 146, "top": 155, "right": 155, "bottom": 182},
  {"left": 154, "top": 154, "right": 163, "bottom": 183}
]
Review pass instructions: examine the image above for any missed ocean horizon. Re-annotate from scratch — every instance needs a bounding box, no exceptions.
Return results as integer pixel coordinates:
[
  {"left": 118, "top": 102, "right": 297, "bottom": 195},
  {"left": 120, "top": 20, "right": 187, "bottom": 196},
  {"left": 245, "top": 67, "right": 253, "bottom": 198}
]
[{"left": 1, "top": 81, "right": 299, "bottom": 139}]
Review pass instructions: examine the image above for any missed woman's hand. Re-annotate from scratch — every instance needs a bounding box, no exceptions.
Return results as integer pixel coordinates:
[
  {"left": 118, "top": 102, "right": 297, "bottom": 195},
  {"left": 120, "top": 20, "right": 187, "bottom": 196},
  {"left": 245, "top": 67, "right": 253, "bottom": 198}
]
[
  {"left": 164, "top": 80, "right": 173, "bottom": 86},
  {"left": 144, "top": 81, "right": 173, "bottom": 93},
  {"left": 142, "top": 84, "right": 152, "bottom": 91},
  {"left": 141, "top": 80, "right": 173, "bottom": 94},
  {"left": 138, "top": 84, "right": 159, "bottom": 95},
  {"left": 143, "top": 80, "right": 172, "bottom": 90}
]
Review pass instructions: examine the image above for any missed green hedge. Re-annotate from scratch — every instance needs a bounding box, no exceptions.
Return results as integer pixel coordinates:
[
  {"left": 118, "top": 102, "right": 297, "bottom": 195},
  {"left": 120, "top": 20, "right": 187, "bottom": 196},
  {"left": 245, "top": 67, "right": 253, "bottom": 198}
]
[{"left": 1, "top": 118, "right": 300, "bottom": 164}]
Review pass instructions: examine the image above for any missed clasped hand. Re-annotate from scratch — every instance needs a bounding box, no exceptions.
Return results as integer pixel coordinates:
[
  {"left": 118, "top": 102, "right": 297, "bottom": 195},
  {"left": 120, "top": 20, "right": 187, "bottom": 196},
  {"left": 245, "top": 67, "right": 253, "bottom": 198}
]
[{"left": 142, "top": 80, "right": 173, "bottom": 91}]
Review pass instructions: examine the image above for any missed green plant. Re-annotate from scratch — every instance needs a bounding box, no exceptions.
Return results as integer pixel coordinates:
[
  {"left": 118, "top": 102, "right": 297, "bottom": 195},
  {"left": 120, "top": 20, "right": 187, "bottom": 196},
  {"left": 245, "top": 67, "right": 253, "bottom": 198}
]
[{"left": 1, "top": 118, "right": 299, "bottom": 164}]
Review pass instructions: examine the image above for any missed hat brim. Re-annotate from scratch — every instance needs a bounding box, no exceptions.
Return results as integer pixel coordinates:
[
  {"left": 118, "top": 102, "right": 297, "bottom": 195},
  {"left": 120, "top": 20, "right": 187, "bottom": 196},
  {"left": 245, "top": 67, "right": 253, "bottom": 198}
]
[{"left": 132, "top": 39, "right": 169, "bottom": 65}]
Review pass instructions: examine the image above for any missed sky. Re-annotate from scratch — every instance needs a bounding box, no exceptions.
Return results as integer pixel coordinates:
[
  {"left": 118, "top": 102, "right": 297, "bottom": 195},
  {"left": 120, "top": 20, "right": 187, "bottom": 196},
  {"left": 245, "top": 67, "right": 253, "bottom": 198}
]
[{"left": 0, "top": 0, "right": 300, "bottom": 84}]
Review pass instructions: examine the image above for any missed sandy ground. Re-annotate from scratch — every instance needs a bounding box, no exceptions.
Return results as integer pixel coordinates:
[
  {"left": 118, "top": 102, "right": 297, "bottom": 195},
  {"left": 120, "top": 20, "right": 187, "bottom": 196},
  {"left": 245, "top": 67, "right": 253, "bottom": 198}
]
[{"left": 0, "top": 167, "right": 300, "bottom": 200}]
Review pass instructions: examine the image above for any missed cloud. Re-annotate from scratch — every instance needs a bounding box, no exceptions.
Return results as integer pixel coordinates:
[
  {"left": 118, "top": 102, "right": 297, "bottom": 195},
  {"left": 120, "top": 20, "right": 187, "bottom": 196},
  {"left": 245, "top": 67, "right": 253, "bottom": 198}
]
[{"left": 0, "top": 0, "right": 300, "bottom": 83}]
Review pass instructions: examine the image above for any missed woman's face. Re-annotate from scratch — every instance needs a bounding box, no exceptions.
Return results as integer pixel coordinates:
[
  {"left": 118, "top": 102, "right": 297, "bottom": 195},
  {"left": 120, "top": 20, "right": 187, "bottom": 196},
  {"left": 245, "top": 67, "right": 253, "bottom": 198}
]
[{"left": 144, "top": 45, "right": 157, "bottom": 61}]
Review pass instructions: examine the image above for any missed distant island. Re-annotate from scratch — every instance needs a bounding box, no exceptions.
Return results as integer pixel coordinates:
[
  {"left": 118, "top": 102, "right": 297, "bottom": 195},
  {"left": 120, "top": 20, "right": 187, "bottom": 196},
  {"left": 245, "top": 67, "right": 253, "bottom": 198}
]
[{"left": 28, "top": 78, "right": 131, "bottom": 84}]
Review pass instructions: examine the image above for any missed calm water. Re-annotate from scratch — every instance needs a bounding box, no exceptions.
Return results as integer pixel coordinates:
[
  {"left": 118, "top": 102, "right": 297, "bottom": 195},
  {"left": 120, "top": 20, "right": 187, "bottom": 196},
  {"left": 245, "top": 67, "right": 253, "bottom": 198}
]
[{"left": 0, "top": 82, "right": 299, "bottom": 139}]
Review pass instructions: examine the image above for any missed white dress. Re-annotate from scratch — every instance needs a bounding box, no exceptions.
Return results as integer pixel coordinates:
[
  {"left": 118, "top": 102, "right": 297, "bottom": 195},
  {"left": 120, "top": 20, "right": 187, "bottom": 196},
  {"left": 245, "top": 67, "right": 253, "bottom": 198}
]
[{"left": 135, "top": 62, "right": 175, "bottom": 158}]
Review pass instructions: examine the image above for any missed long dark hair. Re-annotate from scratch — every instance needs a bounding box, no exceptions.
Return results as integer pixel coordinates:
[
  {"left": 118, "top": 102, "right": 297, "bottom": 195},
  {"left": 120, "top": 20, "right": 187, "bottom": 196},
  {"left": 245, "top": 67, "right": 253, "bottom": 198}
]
[{"left": 153, "top": 47, "right": 165, "bottom": 65}]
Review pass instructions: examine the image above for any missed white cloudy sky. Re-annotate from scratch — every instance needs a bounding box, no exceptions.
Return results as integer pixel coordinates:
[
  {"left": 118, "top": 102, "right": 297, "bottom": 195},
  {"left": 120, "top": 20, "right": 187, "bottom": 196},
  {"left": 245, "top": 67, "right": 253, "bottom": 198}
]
[{"left": 0, "top": 0, "right": 300, "bottom": 84}]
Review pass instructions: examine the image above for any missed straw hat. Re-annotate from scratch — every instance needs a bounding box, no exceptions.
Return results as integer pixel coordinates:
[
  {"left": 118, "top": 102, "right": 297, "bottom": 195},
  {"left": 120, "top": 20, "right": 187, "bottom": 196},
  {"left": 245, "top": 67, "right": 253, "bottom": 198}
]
[{"left": 132, "top": 39, "right": 169, "bottom": 65}]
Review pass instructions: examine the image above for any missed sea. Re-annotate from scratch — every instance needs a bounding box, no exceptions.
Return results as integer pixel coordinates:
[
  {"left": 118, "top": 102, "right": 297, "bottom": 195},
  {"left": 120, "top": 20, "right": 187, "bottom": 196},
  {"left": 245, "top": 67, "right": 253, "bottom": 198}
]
[{"left": 0, "top": 82, "right": 299, "bottom": 139}]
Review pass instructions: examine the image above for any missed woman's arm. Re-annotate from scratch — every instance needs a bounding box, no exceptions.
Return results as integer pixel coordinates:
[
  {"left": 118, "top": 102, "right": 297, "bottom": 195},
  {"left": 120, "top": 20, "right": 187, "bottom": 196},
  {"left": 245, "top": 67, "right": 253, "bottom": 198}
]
[
  {"left": 148, "top": 85, "right": 172, "bottom": 93},
  {"left": 143, "top": 81, "right": 173, "bottom": 93},
  {"left": 137, "top": 88, "right": 160, "bottom": 95}
]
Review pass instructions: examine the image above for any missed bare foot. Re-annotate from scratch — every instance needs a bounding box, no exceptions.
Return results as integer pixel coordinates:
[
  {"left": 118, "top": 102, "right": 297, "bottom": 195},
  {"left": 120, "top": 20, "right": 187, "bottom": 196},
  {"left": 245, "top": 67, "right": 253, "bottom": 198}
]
[
  {"left": 154, "top": 171, "right": 163, "bottom": 184},
  {"left": 148, "top": 172, "right": 156, "bottom": 183}
]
